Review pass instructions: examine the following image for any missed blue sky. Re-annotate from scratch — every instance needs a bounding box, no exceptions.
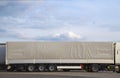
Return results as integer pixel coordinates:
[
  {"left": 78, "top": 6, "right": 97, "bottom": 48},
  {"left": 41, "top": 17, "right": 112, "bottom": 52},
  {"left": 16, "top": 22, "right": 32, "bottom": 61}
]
[{"left": 0, "top": 0, "right": 120, "bottom": 42}]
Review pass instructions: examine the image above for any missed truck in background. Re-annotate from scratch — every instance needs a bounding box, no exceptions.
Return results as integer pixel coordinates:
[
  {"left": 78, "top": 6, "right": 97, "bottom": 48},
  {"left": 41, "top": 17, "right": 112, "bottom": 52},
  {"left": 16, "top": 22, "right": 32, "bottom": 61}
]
[
  {"left": 0, "top": 42, "right": 120, "bottom": 72},
  {"left": 0, "top": 43, "right": 6, "bottom": 70}
]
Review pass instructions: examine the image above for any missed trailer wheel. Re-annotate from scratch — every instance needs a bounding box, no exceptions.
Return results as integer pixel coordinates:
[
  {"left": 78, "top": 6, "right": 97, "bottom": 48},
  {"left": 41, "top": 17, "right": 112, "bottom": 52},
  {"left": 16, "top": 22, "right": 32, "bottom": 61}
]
[
  {"left": 85, "top": 65, "right": 92, "bottom": 72},
  {"left": 38, "top": 65, "right": 46, "bottom": 72},
  {"left": 92, "top": 64, "right": 99, "bottom": 72},
  {"left": 7, "top": 65, "right": 14, "bottom": 72},
  {"left": 27, "top": 65, "right": 35, "bottom": 72},
  {"left": 48, "top": 65, "right": 57, "bottom": 72},
  {"left": 115, "top": 65, "right": 120, "bottom": 73}
]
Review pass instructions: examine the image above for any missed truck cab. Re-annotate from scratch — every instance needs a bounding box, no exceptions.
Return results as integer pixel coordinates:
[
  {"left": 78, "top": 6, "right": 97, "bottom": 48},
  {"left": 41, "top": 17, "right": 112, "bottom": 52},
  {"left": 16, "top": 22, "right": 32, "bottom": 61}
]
[
  {"left": 115, "top": 43, "right": 120, "bottom": 72},
  {"left": 115, "top": 43, "right": 120, "bottom": 64}
]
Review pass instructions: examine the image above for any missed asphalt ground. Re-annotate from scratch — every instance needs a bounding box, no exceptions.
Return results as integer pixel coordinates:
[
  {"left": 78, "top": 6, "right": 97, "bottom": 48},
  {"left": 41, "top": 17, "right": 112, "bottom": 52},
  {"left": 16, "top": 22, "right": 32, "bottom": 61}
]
[{"left": 0, "top": 71, "right": 120, "bottom": 78}]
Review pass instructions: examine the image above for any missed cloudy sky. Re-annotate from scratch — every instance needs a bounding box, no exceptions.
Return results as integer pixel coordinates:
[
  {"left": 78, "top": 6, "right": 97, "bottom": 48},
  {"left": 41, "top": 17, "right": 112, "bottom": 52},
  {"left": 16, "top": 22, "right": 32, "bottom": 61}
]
[{"left": 0, "top": 0, "right": 120, "bottom": 42}]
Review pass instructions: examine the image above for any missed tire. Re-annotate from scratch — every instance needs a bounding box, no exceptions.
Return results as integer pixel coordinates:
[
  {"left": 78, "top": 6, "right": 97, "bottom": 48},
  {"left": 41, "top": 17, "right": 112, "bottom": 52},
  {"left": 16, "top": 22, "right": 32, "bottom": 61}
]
[
  {"left": 116, "top": 71, "right": 120, "bottom": 73},
  {"left": 38, "top": 65, "right": 46, "bottom": 72},
  {"left": 85, "top": 65, "right": 92, "bottom": 72},
  {"left": 7, "top": 65, "right": 14, "bottom": 72},
  {"left": 48, "top": 65, "right": 57, "bottom": 72},
  {"left": 115, "top": 65, "right": 120, "bottom": 73},
  {"left": 92, "top": 64, "right": 99, "bottom": 72},
  {"left": 27, "top": 65, "right": 35, "bottom": 72},
  {"left": 7, "top": 68, "right": 14, "bottom": 72}
]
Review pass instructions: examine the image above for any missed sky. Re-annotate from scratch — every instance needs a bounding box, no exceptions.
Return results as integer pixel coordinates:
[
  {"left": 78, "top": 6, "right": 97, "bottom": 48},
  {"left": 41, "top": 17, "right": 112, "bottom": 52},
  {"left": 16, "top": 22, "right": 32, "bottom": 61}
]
[{"left": 0, "top": 0, "right": 120, "bottom": 42}]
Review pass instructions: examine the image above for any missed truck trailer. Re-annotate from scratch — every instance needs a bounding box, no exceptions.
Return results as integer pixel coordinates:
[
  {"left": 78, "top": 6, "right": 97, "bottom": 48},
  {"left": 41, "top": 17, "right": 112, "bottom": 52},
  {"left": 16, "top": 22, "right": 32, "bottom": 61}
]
[{"left": 0, "top": 42, "right": 120, "bottom": 72}]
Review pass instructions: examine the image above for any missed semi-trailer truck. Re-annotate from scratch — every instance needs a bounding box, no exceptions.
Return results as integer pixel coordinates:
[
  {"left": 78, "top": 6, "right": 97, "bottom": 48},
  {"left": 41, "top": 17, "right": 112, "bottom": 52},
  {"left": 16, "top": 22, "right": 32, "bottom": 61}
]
[
  {"left": 0, "top": 43, "right": 6, "bottom": 70},
  {"left": 0, "top": 42, "right": 120, "bottom": 72}
]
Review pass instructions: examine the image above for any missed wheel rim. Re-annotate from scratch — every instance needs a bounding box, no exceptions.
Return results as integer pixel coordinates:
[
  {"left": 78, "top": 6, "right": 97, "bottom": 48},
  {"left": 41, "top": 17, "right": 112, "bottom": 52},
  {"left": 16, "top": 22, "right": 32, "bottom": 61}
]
[
  {"left": 92, "top": 64, "right": 99, "bottom": 72},
  {"left": 49, "top": 65, "right": 56, "bottom": 72},
  {"left": 28, "top": 65, "right": 35, "bottom": 72},
  {"left": 38, "top": 65, "right": 45, "bottom": 72}
]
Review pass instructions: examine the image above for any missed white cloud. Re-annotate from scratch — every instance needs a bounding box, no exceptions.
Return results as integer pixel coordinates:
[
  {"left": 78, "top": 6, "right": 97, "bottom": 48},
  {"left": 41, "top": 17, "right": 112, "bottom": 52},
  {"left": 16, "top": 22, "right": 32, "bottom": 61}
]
[
  {"left": 54, "top": 32, "right": 82, "bottom": 39},
  {"left": 14, "top": 30, "right": 83, "bottom": 41}
]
